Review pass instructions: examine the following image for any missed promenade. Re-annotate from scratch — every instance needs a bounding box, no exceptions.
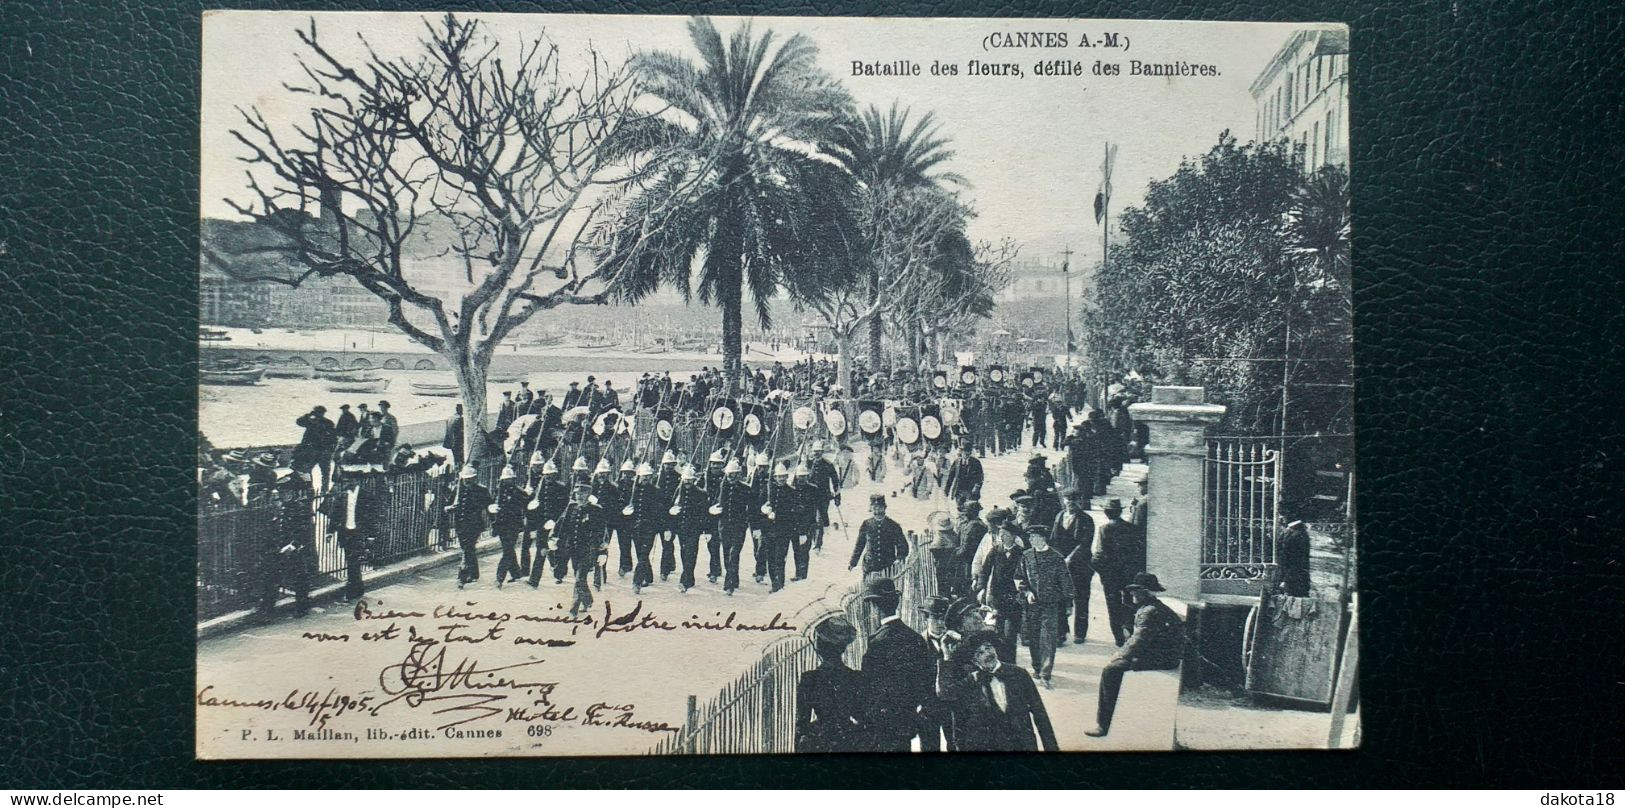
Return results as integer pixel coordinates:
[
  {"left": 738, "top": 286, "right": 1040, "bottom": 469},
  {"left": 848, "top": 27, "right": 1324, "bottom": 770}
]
[{"left": 197, "top": 436, "right": 1181, "bottom": 756}]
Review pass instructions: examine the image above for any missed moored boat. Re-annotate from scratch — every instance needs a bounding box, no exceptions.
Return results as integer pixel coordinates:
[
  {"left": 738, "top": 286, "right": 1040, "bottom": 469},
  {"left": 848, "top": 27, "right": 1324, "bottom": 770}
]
[
  {"left": 326, "top": 377, "right": 389, "bottom": 394},
  {"left": 410, "top": 381, "right": 461, "bottom": 397},
  {"left": 262, "top": 364, "right": 315, "bottom": 379},
  {"left": 201, "top": 367, "right": 265, "bottom": 386},
  {"left": 314, "top": 367, "right": 381, "bottom": 381}
]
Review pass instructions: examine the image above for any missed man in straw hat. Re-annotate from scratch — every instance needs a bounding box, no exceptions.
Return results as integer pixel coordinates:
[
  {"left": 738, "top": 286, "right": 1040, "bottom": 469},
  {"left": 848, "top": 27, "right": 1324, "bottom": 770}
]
[
  {"left": 859, "top": 578, "right": 936, "bottom": 752},
  {"left": 1085, "top": 572, "right": 1186, "bottom": 739}
]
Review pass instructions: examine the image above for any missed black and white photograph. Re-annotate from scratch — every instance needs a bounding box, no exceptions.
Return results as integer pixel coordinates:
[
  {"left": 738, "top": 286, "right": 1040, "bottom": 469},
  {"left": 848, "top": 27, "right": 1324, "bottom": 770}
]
[{"left": 194, "top": 11, "right": 1355, "bottom": 757}]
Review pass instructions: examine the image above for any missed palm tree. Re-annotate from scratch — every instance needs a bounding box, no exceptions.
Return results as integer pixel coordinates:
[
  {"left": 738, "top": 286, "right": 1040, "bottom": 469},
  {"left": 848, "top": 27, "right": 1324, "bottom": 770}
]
[
  {"left": 831, "top": 103, "right": 965, "bottom": 368},
  {"left": 594, "top": 17, "right": 860, "bottom": 383}
]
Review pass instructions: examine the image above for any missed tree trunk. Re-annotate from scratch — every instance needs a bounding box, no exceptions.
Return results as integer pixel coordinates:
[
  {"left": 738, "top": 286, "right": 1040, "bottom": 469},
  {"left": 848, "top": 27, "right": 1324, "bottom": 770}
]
[
  {"left": 834, "top": 328, "right": 855, "bottom": 395},
  {"left": 866, "top": 275, "right": 883, "bottom": 372},
  {"left": 721, "top": 267, "right": 743, "bottom": 384},
  {"left": 451, "top": 348, "right": 490, "bottom": 470}
]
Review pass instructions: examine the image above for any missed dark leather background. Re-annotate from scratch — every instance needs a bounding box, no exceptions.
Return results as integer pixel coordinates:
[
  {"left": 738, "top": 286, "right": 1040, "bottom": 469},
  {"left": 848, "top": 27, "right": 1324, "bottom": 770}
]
[{"left": 3, "top": 0, "right": 1623, "bottom": 789}]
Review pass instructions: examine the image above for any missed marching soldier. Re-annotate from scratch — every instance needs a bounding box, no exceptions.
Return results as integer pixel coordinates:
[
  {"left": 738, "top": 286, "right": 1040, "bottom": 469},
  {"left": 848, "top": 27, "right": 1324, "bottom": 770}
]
[
  {"left": 715, "top": 457, "right": 752, "bottom": 596},
  {"left": 448, "top": 464, "right": 490, "bottom": 588},
  {"left": 673, "top": 465, "right": 708, "bottom": 593},
  {"left": 519, "top": 451, "right": 546, "bottom": 577},
  {"left": 492, "top": 466, "right": 527, "bottom": 586},
  {"left": 705, "top": 450, "right": 727, "bottom": 583},
  {"left": 627, "top": 462, "right": 661, "bottom": 594},
  {"left": 760, "top": 463, "right": 795, "bottom": 592},
  {"left": 749, "top": 453, "right": 773, "bottom": 584},
  {"left": 553, "top": 481, "right": 607, "bottom": 616},
  {"left": 656, "top": 450, "right": 681, "bottom": 582},
  {"left": 531, "top": 460, "right": 570, "bottom": 585},
  {"left": 611, "top": 460, "right": 637, "bottom": 578},
  {"left": 805, "top": 441, "right": 840, "bottom": 553},
  {"left": 588, "top": 457, "right": 618, "bottom": 590}
]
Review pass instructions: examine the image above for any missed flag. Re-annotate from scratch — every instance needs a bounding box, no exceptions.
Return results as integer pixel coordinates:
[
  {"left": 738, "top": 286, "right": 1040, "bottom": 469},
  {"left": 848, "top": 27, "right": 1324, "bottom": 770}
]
[{"left": 1095, "top": 142, "right": 1118, "bottom": 224}]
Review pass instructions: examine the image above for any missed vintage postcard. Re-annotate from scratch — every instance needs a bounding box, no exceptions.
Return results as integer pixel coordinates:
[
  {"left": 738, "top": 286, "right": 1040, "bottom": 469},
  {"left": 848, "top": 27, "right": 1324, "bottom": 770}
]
[{"left": 197, "top": 11, "right": 1355, "bottom": 757}]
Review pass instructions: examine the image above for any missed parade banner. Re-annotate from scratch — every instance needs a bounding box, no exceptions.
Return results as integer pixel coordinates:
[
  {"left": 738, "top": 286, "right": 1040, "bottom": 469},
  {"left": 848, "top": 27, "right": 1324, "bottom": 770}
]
[{"left": 198, "top": 10, "right": 1355, "bottom": 761}]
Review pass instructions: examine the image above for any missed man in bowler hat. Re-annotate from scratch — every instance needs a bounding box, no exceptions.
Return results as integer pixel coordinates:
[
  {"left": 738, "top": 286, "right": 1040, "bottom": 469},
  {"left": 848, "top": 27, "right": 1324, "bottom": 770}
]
[{"left": 860, "top": 578, "right": 937, "bottom": 752}]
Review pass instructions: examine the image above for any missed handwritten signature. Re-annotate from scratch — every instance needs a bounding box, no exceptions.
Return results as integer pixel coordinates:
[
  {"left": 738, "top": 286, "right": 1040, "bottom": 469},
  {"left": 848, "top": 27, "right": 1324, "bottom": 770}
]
[{"left": 372, "top": 641, "right": 558, "bottom": 730}]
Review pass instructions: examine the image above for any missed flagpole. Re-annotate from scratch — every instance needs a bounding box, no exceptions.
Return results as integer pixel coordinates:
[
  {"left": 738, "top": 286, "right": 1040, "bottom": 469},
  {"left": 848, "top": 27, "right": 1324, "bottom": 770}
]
[{"left": 1060, "top": 246, "right": 1074, "bottom": 368}]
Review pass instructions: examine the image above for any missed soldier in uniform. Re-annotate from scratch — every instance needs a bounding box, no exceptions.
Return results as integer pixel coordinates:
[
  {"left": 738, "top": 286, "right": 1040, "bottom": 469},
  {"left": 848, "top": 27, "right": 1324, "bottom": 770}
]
[
  {"left": 448, "top": 464, "right": 490, "bottom": 588},
  {"left": 531, "top": 460, "right": 569, "bottom": 585},
  {"left": 588, "top": 458, "right": 621, "bottom": 589},
  {"left": 656, "top": 450, "right": 680, "bottom": 582},
  {"left": 672, "top": 465, "right": 708, "bottom": 593},
  {"left": 626, "top": 462, "right": 661, "bottom": 594},
  {"left": 759, "top": 463, "right": 795, "bottom": 593},
  {"left": 715, "top": 457, "right": 752, "bottom": 596},
  {"left": 1027, "top": 384, "right": 1050, "bottom": 449},
  {"left": 491, "top": 466, "right": 527, "bottom": 586},
  {"left": 786, "top": 468, "right": 815, "bottom": 582},
  {"left": 517, "top": 451, "right": 546, "bottom": 577},
  {"left": 704, "top": 450, "right": 727, "bottom": 582},
  {"left": 748, "top": 453, "right": 773, "bottom": 584},
  {"left": 611, "top": 460, "right": 637, "bottom": 578},
  {"left": 553, "top": 481, "right": 607, "bottom": 616},
  {"left": 804, "top": 441, "right": 840, "bottom": 553}
]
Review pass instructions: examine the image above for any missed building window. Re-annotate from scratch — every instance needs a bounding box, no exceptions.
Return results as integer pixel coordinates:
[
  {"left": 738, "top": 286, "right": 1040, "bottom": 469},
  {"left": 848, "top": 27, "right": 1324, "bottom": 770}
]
[
  {"left": 1311, "top": 121, "right": 1320, "bottom": 169},
  {"left": 1326, "top": 108, "right": 1337, "bottom": 164}
]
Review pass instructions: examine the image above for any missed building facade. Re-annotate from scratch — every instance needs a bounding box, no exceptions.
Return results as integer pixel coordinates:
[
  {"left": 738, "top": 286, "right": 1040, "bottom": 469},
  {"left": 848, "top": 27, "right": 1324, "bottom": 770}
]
[
  {"left": 996, "top": 257, "right": 1074, "bottom": 302},
  {"left": 1250, "top": 28, "right": 1349, "bottom": 173}
]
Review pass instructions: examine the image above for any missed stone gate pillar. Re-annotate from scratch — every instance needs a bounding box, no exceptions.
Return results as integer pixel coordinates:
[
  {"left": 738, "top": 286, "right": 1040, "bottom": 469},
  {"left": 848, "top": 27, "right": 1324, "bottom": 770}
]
[{"left": 1128, "top": 386, "right": 1226, "bottom": 601}]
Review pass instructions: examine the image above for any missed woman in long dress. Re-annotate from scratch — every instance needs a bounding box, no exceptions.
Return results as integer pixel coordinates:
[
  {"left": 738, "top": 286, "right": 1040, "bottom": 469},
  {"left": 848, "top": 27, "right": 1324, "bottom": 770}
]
[{"left": 795, "top": 616, "right": 866, "bottom": 754}]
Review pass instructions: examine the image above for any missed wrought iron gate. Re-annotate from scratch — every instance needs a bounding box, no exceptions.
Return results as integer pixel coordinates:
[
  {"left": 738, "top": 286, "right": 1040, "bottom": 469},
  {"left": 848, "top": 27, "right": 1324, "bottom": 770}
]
[{"left": 1201, "top": 438, "right": 1282, "bottom": 583}]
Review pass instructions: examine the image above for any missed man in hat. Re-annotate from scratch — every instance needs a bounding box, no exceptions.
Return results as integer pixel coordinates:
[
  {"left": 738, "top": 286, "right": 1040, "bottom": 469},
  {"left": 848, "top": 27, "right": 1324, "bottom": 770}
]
[
  {"left": 292, "top": 405, "right": 336, "bottom": 479},
  {"left": 260, "top": 474, "right": 315, "bottom": 618},
  {"left": 607, "top": 460, "right": 636, "bottom": 578},
  {"left": 552, "top": 481, "right": 607, "bottom": 615},
  {"left": 804, "top": 442, "right": 841, "bottom": 553},
  {"left": 1016, "top": 526, "right": 1074, "bottom": 687},
  {"left": 937, "top": 631, "right": 1058, "bottom": 752},
  {"left": 516, "top": 380, "right": 535, "bottom": 411},
  {"left": 497, "top": 390, "right": 516, "bottom": 434},
  {"left": 795, "top": 616, "right": 866, "bottom": 754},
  {"left": 977, "top": 519, "right": 1027, "bottom": 664},
  {"left": 448, "top": 464, "right": 491, "bottom": 587},
  {"left": 1051, "top": 488, "right": 1097, "bottom": 645},
  {"left": 758, "top": 463, "right": 798, "bottom": 592},
  {"left": 491, "top": 466, "right": 528, "bottom": 586},
  {"left": 716, "top": 457, "right": 753, "bottom": 595},
  {"left": 673, "top": 465, "right": 710, "bottom": 593},
  {"left": 944, "top": 438, "right": 984, "bottom": 508},
  {"left": 948, "top": 501, "right": 987, "bottom": 599},
  {"left": 1063, "top": 419, "right": 1098, "bottom": 499},
  {"left": 533, "top": 460, "right": 571, "bottom": 585},
  {"left": 1086, "top": 573, "right": 1185, "bottom": 738},
  {"left": 748, "top": 454, "right": 773, "bottom": 584},
  {"left": 860, "top": 578, "right": 937, "bottom": 752},
  {"left": 334, "top": 404, "right": 359, "bottom": 451},
  {"left": 443, "top": 404, "right": 465, "bottom": 468},
  {"left": 656, "top": 451, "right": 682, "bottom": 581},
  {"left": 625, "top": 462, "right": 662, "bottom": 594},
  {"left": 376, "top": 401, "right": 399, "bottom": 461},
  {"left": 562, "top": 380, "right": 583, "bottom": 411},
  {"left": 1093, "top": 499, "right": 1147, "bottom": 646},
  {"left": 1276, "top": 508, "right": 1313, "bottom": 598},
  {"left": 849, "top": 495, "right": 910, "bottom": 576}
]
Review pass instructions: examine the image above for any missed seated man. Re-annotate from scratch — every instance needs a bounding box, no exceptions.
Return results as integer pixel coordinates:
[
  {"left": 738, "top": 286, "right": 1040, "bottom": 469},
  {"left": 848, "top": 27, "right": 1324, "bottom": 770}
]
[{"left": 1086, "top": 572, "right": 1185, "bottom": 738}]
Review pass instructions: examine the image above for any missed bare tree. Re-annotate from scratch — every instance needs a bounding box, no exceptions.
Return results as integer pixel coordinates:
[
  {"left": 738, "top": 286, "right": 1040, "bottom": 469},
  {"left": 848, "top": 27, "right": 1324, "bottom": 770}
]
[
  {"left": 806, "top": 182, "right": 963, "bottom": 393},
  {"left": 900, "top": 236, "right": 1018, "bottom": 370},
  {"left": 205, "top": 15, "right": 674, "bottom": 467}
]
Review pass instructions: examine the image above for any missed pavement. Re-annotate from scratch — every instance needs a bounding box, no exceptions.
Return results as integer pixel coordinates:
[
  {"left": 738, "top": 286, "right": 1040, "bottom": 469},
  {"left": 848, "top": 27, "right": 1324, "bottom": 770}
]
[{"left": 196, "top": 420, "right": 1182, "bottom": 757}]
